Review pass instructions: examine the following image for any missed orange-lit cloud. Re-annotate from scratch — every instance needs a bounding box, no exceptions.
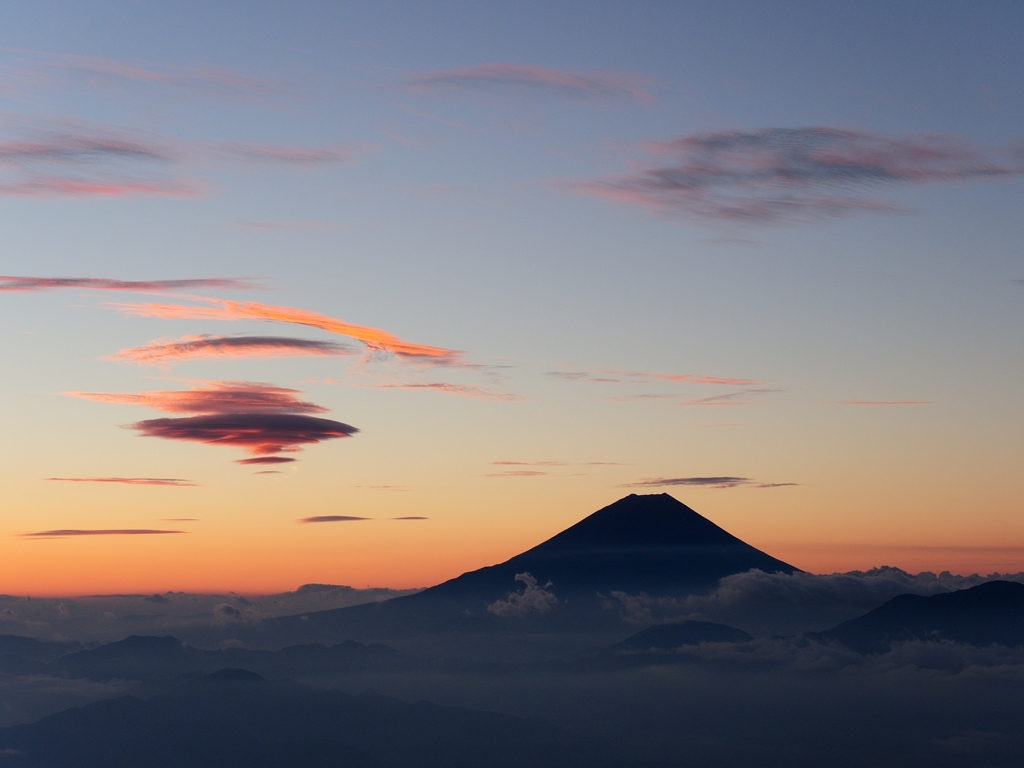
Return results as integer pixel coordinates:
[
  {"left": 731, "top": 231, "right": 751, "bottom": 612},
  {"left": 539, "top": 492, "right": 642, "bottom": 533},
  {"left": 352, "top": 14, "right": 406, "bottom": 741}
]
[
  {"left": 67, "top": 381, "right": 327, "bottom": 414},
  {"left": 408, "top": 63, "right": 652, "bottom": 103},
  {"left": 108, "top": 335, "right": 353, "bottom": 366},
  {"left": 0, "top": 276, "right": 257, "bottom": 292},
  {"left": 112, "top": 298, "right": 461, "bottom": 361},
  {"left": 20, "top": 529, "right": 185, "bottom": 538},
  {"left": 68, "top": 381, "right": 358, "bottom": 458},
  {"left": 624, "top": 476, "right": 798, "bottom": 489},
  {"left": 45, "top": 477, "right": 196, "bottom": 487},
  {"left": 298, "top": 516, "right": 370, "bottom": 523}
]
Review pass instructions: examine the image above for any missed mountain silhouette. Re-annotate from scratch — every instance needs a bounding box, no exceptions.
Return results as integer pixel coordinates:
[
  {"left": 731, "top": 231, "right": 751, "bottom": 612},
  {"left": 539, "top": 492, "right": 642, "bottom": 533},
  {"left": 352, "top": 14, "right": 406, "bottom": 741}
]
[
  {"left": 0, "top": 672, "right": 585, "bottom": 768},
  {"left": 252, "top": 494, "right": 798, "bottom": 645},
  {"left": 816, "top": 580, "right": 1024, "bottom": 653}
]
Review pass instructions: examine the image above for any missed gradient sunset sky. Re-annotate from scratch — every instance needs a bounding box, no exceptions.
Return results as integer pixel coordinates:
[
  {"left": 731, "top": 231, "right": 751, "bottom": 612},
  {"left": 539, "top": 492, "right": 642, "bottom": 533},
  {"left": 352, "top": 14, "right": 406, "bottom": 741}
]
[{"left": 2, "top": 1, "right": 1022, "bottom": 595}]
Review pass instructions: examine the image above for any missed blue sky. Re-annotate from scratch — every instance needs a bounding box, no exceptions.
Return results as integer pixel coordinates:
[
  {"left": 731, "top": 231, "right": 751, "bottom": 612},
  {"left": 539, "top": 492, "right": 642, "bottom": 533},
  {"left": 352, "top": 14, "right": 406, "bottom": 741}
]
[{"left": 1, "top": 1, "right": 1022, "bottom": 593}]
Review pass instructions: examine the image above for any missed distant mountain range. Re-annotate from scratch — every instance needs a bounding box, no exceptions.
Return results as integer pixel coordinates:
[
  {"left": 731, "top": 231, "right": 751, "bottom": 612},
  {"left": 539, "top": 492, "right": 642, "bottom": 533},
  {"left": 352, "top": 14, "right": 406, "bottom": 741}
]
[
  {"left": 815, "top": 580, "right": 1024, "bottom": 653},
  {"left": 0, "top": 671, "right": 587, "bottom": 768}
]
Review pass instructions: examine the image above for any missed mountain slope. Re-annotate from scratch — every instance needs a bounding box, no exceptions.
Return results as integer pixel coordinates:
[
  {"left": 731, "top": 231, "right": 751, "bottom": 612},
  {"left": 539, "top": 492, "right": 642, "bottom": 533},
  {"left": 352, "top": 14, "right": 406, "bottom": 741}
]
[
  {"left": 816, "top": 580, "right": 1024, "bottom": 653},
  {"left": 0, "top": 672, "right": 585, "bottom": 768}
]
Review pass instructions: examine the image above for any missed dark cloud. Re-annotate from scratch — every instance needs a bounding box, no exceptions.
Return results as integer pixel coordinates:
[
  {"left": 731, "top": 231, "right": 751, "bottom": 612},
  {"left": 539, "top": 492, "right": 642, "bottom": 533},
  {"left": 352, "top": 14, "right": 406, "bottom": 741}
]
[
  {"left": 408, "top": 63, "right": 651, "bottom": 103},
  {"left": 109, "top": 335, "right": 354, "bottom": 366},
  {"left": 45, "top": 477, "right": 196, "bottom": 487},
  {"left": 20, "top": 529, "right": 184, "bottom": 538},
  {"left": 624, "top": 476, "right": 796, "bottom": 489},
  {"left": 298, "top": 516, "right": 371, "bottom": 523},
  {"left": 236, "top": 457, "right": 296, "bottom": 465},
  {"left": 0, "top": 276, "right": 256, "bottom": 292},
  {"left": 392, "top": 516, "right": 429, "bottom": 520},
  {"left": 132, "top": 412, "right": 358, "bottom": 456},
  {"left": 580, "top": 127, "right": 1024, "bottom": 223}
]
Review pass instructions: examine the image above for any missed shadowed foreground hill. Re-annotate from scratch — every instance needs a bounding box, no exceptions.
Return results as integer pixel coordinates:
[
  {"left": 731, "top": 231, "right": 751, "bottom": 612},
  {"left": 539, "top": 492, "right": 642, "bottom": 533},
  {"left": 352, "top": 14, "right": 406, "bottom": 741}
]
[
  {"left": 250, "top": 494, "right": 798, "bottom": 645},
  {"left": 0, "top": 670, "right": 587, "bottom": 768},
  {"left": 817, "top": 580, "right": 1024, "bottom": 653}
]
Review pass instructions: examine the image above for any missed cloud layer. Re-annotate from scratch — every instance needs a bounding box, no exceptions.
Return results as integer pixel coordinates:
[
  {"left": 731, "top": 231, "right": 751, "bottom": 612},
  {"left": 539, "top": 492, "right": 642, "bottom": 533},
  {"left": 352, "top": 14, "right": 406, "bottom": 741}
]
[
  {"left": 69, "top": 381, "right": 357, "bottom": 459},
  {"left": 109, "top": 335, "right": 354, "bottom": 366},
  {"left": 408, "top": 63, "right": 651, "bottom": 103},
  {"left": 581, "top": 127, "right": 1024, "bottom": 223}
]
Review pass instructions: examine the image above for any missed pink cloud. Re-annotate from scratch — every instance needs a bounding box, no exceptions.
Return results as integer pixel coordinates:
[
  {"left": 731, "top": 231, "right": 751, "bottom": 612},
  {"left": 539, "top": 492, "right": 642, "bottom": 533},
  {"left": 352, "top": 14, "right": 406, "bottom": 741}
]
[{"left": 624, "top": 476, "right": 798, "bottom": 489}]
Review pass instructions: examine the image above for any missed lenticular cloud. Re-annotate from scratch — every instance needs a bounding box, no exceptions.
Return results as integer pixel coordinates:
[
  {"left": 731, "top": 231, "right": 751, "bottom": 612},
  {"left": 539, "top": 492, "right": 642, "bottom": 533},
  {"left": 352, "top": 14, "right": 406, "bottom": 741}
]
[{"left": 68, "top": 381, "right": 358, "bottom": 460}]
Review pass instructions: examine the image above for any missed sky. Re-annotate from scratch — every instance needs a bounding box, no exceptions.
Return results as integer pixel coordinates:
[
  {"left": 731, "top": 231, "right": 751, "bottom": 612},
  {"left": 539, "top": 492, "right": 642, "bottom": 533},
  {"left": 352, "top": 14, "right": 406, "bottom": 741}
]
[{"left": 1, "top": 0, "right": 1022, "bottom": 595}]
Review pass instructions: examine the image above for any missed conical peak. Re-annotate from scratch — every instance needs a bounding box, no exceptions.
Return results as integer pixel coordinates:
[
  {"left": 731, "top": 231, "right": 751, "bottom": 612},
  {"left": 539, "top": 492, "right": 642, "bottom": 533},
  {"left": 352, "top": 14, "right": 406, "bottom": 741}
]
[{"left": 529, "top": 493, "right": 748, "bottom": 554}]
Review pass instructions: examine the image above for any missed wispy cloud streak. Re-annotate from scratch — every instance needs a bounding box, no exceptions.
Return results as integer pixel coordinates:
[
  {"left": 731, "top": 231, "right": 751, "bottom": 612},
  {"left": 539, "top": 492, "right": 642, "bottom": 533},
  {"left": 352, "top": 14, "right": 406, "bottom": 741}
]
[
  {"left": 112, "top": 298, "right": 461, "bottom": 361},
  {"left": 547, "top": 369, "right": 758, "bottom": 386},
  {"left": 3, "top": 51, "right": 300, "bottom": 101},
  {"left": 45, "top": 477, "right": 196, "bottom": 487},
  {"left": 68, "top": 381, "right": 357, "bottom": 459},
  {"left": 109, "top": 335, "right": 353, "bottom": 366},
  {"left": 838, "top": 400, "right": 932, "bottom": 406},
  {"left": 21, "top": 529, "right": 185, "bottom": 538},
  {"left": 0, "top": 276, "right": 257, "bottom": 293},
  {"left": 409, "top": 63, "right": 651, "bottom": 103},
  {"left": 580, "top": 128, "right": 1024, "bottom": 223},
  {"left": 370, "top": 382, "right": 522, "bottom": 400},
  {"left": 625, "top": 476, "right": 798, "bottom": 489}
]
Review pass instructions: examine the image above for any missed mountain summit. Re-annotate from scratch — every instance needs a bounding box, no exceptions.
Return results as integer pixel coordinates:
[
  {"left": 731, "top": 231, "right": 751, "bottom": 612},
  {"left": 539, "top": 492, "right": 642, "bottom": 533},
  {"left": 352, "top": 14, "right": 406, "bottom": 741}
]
[
  {"left": 426, "top": 493, "right": 799, "bottom": 600},
  {"left": 248, "top": 494, "right": 799, "bottom": 646}
]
